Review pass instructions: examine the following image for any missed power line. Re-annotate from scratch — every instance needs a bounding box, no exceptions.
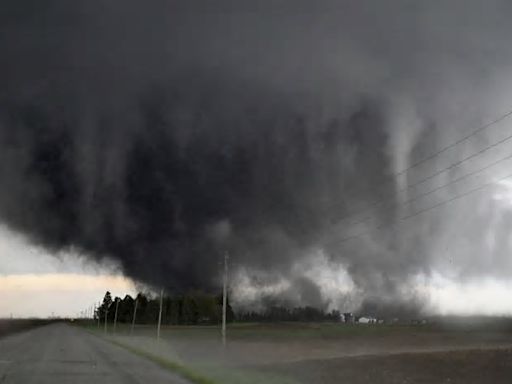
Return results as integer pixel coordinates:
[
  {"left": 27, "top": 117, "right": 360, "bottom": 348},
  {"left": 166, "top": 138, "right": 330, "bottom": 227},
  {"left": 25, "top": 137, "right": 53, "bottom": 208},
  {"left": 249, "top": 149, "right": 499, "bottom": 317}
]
[
  {"left": 404, "top": 127, "right": 512, "bottom": 191},
  {"left": 164, "top": 107, "right": 512, "bottom": 245},
  {"left": 326, "top": 168, "right": 512, "bottom": 248},
  {"left": 332, "top": 125, "right": 512, "bottom": 227},
  {"left": 349, "top": 151, "right": 512, "bottom": 227},
  {"left": 402, "top": 172, "right": 508, "bottom": 221},
  {"left": 329, "top": 106, "right": 512, "bottom": 221},
  {"left": 396, "top": 108, "right": 512, "bottom": 177}
]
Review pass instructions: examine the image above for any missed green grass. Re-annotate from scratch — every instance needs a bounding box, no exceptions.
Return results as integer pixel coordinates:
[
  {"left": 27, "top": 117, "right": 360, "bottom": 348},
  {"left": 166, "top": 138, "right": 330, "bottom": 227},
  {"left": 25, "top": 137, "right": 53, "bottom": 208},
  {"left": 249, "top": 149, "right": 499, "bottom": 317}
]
[
  {"left": 80, "top": 320, "right": 512, "bottom": 384},
  {"left": 85, "top": 326, "right": 300, "bottom": 384},
  {"left": 195, "top": 365, "right": 300, "bottom": 384},
  {"left": 100, "top": 321, "right": 437, "bottom": 341},
  {"left": 108, "top": 337, "right": 300, "bottom": 384},
  {"left": 107, "top": 338, "right": 217, "bottom": 384},
  {"left": 81, "top": 325, "right": 216, "bottom": 384}
]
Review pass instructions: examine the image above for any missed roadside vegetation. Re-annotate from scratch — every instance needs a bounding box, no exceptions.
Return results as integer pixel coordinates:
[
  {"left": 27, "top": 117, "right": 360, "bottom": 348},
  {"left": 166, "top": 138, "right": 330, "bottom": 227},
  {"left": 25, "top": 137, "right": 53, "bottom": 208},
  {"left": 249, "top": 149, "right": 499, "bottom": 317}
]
[
  {"left": 72, "top": 291, "right": 512, "bottom": 383},
  {"left": 80, "top": 319, "right": 512, "bottom": 384}
]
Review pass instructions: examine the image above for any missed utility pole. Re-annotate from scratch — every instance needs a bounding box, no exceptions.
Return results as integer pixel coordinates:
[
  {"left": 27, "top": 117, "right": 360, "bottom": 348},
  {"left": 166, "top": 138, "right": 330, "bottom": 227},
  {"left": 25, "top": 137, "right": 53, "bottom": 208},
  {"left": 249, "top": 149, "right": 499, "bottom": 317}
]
[
  {"left": 131, "top": 297, "right": 138, "bottom": 336},
  {"left": 104, "top": 303, "right": 109, "bottom": 335},
  {"left": 222, "top": 251, "right": 229, "bottom": 347},
  {"left": 96, "top": 303, "right": 100, "bottom": 329},
  {"left": 113, "top": 299, "right": 120, "bottom": 335},
  {"left": 157, "top": 288, "right": 164, "bottom": 341}
]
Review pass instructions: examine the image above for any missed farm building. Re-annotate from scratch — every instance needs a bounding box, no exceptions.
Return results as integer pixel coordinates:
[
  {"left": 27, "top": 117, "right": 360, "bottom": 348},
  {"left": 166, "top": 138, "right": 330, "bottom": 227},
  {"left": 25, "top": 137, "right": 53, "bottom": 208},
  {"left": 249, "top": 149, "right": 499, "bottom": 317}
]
[{"left": 357, "top": 316, "right": 377, "bottom": 324}]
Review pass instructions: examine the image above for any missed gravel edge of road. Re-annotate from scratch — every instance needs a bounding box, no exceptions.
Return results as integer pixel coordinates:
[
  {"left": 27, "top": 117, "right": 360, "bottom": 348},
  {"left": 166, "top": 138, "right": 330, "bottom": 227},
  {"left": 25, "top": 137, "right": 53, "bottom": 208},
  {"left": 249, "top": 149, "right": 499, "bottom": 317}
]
[{"left": 83, "top": 328, "right": 218, "bottom": 384}]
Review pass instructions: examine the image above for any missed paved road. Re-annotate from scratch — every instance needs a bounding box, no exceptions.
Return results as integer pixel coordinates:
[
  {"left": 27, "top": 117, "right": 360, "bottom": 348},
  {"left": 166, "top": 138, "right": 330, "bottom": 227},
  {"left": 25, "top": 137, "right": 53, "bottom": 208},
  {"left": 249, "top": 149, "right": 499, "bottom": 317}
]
[{"left": 0, "top": 323, "right": 190, "bottom": 384}]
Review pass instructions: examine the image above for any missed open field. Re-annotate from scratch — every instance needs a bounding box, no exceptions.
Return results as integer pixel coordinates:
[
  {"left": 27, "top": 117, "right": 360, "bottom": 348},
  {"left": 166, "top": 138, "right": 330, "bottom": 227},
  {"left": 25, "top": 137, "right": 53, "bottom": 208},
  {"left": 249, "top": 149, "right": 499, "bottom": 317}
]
[
  {"left": 0, "top": 319, "right": 52, "bottom": 338},
  {"left": 2, "top": 320, "right": 512, "bottom": 383},
  {"left": 266, "top": 348, "right": 512, "bottom": 384},
  {"left": 85, "top": 320, "right": 512, "bottom": 383}
]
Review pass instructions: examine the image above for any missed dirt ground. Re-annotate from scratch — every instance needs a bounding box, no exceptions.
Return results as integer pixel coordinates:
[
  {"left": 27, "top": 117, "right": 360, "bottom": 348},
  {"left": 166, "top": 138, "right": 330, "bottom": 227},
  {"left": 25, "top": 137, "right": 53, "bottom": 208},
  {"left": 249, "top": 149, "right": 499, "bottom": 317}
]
[
  {"left": 122, "top": 322, "right": 512, "bottom": 365},
  {"left": 0, "top": 319, "right": 51, "bottom": 338},
  {"left": 265, "top": 348, "right": 512, "bottom": 384},
  {"left": 104, "top": 321, "right": 512, "bottom": 383}
]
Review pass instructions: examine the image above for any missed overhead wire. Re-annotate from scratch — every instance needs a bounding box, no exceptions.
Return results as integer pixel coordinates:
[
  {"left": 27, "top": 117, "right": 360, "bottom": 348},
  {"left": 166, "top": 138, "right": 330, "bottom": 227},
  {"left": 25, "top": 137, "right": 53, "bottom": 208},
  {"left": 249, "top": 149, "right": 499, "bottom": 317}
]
[
  {"left": 395, "top": 108, "right": 512, "bottom": 177},
  {"left": 329, "top": 108, "right": 512, "bottom": 226},
  {"left": 349, "top": 150, "right": 512, "bottom": 227},
  {"left": 326, "top": 167, "right": 512, "bottom": 248}
]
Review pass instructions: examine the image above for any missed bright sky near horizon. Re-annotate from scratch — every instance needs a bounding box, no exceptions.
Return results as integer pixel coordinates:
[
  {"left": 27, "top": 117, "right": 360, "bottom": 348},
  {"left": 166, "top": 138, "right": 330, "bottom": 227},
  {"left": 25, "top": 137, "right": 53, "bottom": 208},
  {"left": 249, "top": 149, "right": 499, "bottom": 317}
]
[
  {"left": 0, "top": 225, "right": 135, "bottom": 318},
  {"left": 3, "top": 222, "right": 512, "bottom": 318}
]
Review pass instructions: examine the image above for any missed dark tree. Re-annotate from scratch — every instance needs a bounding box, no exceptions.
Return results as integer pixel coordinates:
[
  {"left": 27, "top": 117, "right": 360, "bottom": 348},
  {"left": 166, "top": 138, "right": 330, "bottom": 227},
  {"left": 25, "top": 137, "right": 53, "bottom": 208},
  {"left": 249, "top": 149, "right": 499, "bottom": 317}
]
[{"left": 97, "top": 291, "right": 113, "bottom": 320}]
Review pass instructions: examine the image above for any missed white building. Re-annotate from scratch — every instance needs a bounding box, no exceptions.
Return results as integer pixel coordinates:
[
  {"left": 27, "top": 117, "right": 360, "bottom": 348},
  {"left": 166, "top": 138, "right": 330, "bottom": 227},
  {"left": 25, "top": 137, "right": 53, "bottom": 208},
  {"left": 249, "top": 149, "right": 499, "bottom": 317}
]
[{"left": 357, "top": 316, "right": 377, "bottom": 324}]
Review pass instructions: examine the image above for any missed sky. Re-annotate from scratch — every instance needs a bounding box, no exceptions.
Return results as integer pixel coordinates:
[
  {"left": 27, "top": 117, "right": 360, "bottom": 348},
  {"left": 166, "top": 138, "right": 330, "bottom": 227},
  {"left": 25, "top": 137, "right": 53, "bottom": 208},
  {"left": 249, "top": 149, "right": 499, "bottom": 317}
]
[
  {"left": 3, "top": 1, "right": 512, "bottom": 318},
  {"left": 3, "top": 219, "right": 512, "bottom": 317},
  {"left": 0, "top": 225, "right": 135, "bottom": 318}
]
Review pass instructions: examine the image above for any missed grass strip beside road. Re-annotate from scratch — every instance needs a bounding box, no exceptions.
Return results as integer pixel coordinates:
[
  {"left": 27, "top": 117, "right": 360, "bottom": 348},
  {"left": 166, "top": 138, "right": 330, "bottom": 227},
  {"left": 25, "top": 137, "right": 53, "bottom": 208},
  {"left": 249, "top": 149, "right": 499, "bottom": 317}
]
[
  {"left": 79, "top": 325, "right": 217, "bottom": 384},
  {"left": 107, "top": 337, "right": 217, "bottom": 384},
  {"left": 82, "top": 326, "right": 300, "bottom": 384}
]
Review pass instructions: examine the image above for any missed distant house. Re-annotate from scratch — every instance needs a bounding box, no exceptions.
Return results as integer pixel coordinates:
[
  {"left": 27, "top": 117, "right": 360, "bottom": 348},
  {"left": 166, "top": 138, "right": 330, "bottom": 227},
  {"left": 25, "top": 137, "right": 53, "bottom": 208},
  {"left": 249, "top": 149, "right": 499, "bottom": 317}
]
[
  {"left": 342, "top": 312, "right": 355, "bottom": 323},
  {"left": 357, "top": 316, "right": 377, "bottom": 324}
]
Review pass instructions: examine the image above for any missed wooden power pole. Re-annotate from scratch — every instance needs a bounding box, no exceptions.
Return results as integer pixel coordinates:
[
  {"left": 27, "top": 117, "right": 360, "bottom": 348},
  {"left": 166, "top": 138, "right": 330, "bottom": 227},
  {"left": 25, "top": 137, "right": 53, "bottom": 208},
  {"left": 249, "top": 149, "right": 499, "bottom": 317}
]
[
  {"left": 130, "top": 297, "right": 138, "bottom": 336},
  {"left": 157, "top": 288, "right": 164, "bottom": 341},
  {"left": 222, "top": 251, "right": 229, "bottom": 347},
  {"left": 113, "top": 299, "right": 120, "bottom": 335}
]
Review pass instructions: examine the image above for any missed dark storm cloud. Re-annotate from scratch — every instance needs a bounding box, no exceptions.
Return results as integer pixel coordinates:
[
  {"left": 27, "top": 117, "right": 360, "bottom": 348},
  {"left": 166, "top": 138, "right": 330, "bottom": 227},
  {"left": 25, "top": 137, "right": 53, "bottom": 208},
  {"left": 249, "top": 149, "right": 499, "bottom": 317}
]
[
  {"left": 2, "top": 0, "right": 512, "bottom": 312},
  {"left": 0, "top": 71, "right": 392, "bottom": 290}
]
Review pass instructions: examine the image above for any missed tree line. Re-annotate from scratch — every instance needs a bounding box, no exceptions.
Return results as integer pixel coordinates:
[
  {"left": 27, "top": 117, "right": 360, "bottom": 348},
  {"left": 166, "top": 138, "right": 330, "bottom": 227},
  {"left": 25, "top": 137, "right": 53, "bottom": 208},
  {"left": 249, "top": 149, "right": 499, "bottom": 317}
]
[
  {"left": 95, "top": 291, "right": 342, "bottom": 324},
  {"left": 96, "top": 291, "right": 234, "bottom": 325}
]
